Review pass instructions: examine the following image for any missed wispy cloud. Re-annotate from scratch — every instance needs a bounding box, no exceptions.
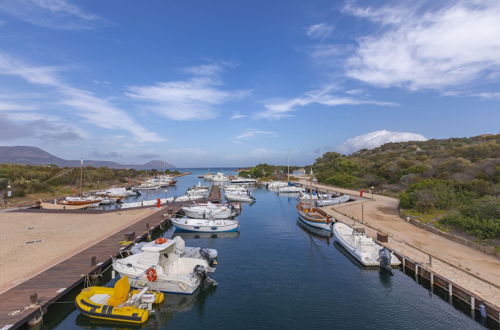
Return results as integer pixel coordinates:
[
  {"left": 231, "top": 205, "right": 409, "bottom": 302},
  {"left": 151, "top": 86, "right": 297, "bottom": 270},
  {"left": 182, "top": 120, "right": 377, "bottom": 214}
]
[
  {"left": 305, "top": 23, "right": 334, "bottom": 40},
  {"left": 231, "top": 129, "right": 277, "bottom": 143},
  {"left": 336, "top": 129, "right": 427, "bottom": 154},
  {"left": 0, "top": 0, "right": 106, "bottom": 30},
  {"left": 474, "top": 91, "right": 500, "bottom": 100},
  {"left": 0, "top": 51, "right": 163, "bottom": 142},
  {"left": 230, "top": 111, "right": 247, "bottom": 120},
  {"left": 126, "top": 63, "right": 250, "bottom": 121},
  {"left": 344, "top": 1, "right": 500, "bottom": 90},
  {"left": 256, "top": 85, "right": 396, "bottom": 119}
]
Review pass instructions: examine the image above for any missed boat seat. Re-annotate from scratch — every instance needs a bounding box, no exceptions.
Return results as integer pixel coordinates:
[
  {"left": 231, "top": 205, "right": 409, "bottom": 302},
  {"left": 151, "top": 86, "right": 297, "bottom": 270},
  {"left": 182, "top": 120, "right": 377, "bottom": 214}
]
[{"left": 89, "top": 293, "right": 110, "bottom": 305}]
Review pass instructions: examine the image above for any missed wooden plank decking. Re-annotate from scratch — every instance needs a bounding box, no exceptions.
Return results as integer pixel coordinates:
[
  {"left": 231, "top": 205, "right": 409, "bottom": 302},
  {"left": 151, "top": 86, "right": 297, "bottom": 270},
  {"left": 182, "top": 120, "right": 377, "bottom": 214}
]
[
  {"left": 0, "top": 205, "right": 181, "bottom": 329},
  {"left": 208, "top": 185, "right": 222, "bottom": 203}
]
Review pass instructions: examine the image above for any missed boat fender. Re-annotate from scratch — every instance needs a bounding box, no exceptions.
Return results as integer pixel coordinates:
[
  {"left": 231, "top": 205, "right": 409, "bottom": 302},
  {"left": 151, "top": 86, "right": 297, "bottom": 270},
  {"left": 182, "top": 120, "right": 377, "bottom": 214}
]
[
  {"left": 155, "top": 238, "right": 167, "bottom": 244},
  {"left": 146, "top": 267, "right": 158, "bottom": 282}
]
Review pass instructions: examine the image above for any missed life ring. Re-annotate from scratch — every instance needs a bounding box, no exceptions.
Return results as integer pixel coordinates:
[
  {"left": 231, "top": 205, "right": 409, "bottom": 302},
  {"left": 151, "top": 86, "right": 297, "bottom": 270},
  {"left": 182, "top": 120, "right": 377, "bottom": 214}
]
[
  {"left": 146, "top": 267, "right": 157, "bottom": 282},
  {"left": 155, "top": 237, "right": 167, "bottom": 244}
]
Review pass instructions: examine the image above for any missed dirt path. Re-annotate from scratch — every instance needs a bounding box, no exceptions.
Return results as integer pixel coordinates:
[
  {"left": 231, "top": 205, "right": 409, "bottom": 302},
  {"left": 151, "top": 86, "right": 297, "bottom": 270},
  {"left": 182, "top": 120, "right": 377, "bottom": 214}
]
[
  {"left": 0, "top": 207, "right": 159, "bottom": 293},
  {"left": 299, "top": 179, "right": 500, "bottom": 307}
]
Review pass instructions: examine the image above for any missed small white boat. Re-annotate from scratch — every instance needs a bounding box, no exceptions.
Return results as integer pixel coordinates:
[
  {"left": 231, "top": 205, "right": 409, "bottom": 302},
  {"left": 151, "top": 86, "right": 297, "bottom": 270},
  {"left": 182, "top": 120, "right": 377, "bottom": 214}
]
[
  {"left": 58, "top": 196, "right": 103, "bottom": 207},
  {"left": 230, "top": 177, "right": 257, "bottom": 184},
  {"left": 175, "top": 194, "right": 206, "bottom": 203},
  {"left": 225, "top": 191, "right": 255, "bottom": 203},
  {"left": 99, "top": 197, "right": 117, "bottom": 205},
  {"left": 210, "top": 172, "right": 230, "bottom": 182},
  {"left": 223, "top": 184, "right": 248, "bottom": 192},
  {"left": 296, "top": 201, "right": 335, "bottom": 231},
  {"left": 266, "top": 181, "right": 288, "bottom": 190},
  {"left": 133, "top": 183, "right": 161, "bottom": 190},
  {"left": 278, "top": 186, "right": 305, "bottom": 193},
  {"left": 315, "top": 195, "right": 350, "bottom": 207},
  {"left": 131, "top": 236, "right": 218, "bottom": 261},
  {"left": 182, "top": 202, "right": 237, "bottom": 219},
  {"left": 186, "top": 188, "right": 209, "bottom": 196},
  {"left": 171, "top": 217, "right": 239, "bottom": 232},
  {"left": 297, "top": 191, "right": 331, "bottom": 201},
  {"left": 333, "top": 222, "right": 401, "bottom": 268},
  {"left": 113, "top": 238, "right": 215, "bottom": 295}
]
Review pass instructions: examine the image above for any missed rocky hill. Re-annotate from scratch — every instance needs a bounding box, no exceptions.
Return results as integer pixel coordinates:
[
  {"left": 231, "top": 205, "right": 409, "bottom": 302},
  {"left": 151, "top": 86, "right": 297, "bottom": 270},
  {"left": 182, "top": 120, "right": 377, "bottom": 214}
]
[{"left": 0, "top": 146, "right": 175, "bottom": 169}]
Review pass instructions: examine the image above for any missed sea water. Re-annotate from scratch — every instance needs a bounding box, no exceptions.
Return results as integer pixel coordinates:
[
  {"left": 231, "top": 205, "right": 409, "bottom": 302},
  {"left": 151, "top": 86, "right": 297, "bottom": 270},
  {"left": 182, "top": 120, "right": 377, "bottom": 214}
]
[{"left": 44, "top": 169, "right": 491, "bottom": 329}]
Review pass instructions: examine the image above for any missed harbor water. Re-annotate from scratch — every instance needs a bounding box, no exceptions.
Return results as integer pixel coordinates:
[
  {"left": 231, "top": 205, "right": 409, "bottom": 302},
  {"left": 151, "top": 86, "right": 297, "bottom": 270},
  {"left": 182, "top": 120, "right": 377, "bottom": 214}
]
[{"left": 44, "top": 170, "right": 489, "bottom": 329}]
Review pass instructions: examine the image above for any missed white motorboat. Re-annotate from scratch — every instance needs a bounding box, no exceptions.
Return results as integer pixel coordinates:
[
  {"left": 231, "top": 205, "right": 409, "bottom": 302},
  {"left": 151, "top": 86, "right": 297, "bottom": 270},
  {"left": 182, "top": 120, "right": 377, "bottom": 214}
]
[
  {"left": 171, "top": 217, "right": 239, "bottom": 232},
  {"left": 230, "top": 177, "right": 257, "bottom": 184},
  {"left": 133, "top": 183, "right": 161, "bottom": 191},
  {"left": 225, "top": 191, "right": 255, "bottom": 203},
  {"left": 297, "top": 191, "right": 331, "bottom": 201},
  {"left": 113, "top": 238, "right": 215, "bottom": 295},
  {"left": 266, "top": 181, "right": 288, "bottom": 190},
  {"left": 182, "top": 202, "right": 237, "bottom": 219},
  {"left": 333, "top": 222, "right": 401, "bottom": 268},
  {"left": 99, "top": 197, "right": 117, "bottom": 205},
  {"left": 130, "top": 236, "right": 218, "bottom": 261},
  {"left": 174, "top": 194, "right": 206, "bottom": 203},
  {"left": 223, "top": 184, "right": 247, "bottom": 192},
  {"left": 58, "top": 196, "right": 103, "bottom": 207},
  {"left": 315, "top": 195, "right": 350, "bottom": 207},
  {"left": 210, "top": 172, "right": 230, "bottom": 182},
  {"left": 278, "top": 185, "right": 305, "bottom": 193},
  {"left": 186, "top": 188, "right": 209, "bottom": 196}
]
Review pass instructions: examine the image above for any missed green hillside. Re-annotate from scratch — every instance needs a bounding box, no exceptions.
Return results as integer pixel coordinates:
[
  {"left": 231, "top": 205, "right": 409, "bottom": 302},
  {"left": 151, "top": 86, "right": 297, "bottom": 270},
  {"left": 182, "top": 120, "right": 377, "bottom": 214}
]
[{"left": 312, "top": 134, "right": 499, "bottom": 242}]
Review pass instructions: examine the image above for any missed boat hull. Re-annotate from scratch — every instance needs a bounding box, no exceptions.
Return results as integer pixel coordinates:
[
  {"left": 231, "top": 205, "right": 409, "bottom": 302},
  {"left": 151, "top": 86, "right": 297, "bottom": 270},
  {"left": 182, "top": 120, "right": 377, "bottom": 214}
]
[
  {"left": 297, "top": 212, "right": 333, "bottom": 231},
  {"left": 171, "top": 218, "right": 239, "bottom": 232}
]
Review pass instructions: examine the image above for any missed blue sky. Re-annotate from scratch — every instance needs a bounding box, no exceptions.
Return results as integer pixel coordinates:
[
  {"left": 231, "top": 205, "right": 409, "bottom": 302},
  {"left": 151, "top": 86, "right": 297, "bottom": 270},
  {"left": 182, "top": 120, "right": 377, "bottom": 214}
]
[{"left": 0, "top": 0, "right": 499, "bottom": 167}]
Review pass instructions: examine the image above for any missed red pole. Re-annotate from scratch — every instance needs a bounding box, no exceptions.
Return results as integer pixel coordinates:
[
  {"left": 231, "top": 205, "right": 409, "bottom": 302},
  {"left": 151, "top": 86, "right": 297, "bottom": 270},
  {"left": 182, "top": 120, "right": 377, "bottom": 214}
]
[
  {"left": 360, "top": 190, "right": 364, "bottom": 197},
  {"left": 157, "top": 198, "right": 161, "bottom": 208}
]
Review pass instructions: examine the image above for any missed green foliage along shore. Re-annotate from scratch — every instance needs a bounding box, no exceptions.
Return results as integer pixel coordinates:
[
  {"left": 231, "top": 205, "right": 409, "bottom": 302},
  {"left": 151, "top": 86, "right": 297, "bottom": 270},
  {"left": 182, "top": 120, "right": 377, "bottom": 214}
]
[
  {"left": 312, "top": 134, "right": 499, "bottom": 242},
  {"left": 239, "top": 163, "right": 301, "bottom": 180},
  {"left": 0, "top": 164, "right": 178, "bottom": 200}
]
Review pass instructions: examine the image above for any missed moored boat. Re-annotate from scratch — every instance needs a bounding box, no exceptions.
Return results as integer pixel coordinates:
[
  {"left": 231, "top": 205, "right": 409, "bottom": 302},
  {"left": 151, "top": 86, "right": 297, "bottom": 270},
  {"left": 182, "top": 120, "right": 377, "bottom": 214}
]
[
  {"left": 296, "top": 201, "right": 335, "bottom": 231},
  {"left": 182, "top": 201, "right": 237, "bottom": 219},
  {"left": 75, "top": 276, "right": 164, "bottom": 324},
  {"left": 171, "top": 217, "right": 239, "bottom": 232},
  {"left": 315, "top": 195, "right": 350, "bottom": 207},
  {"left": 333, "top": 222, "right": 401, "bottom": 268}
]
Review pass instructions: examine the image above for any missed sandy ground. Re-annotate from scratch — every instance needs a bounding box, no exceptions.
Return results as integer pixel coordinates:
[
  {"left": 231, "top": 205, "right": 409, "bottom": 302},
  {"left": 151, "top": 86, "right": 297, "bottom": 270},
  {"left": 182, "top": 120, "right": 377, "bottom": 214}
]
[
  {"left": 300, "top": 179, "right": 500, "bottom": 307},
  {"left": 0, "top": 208, "right": 159, "bottom": 293}
]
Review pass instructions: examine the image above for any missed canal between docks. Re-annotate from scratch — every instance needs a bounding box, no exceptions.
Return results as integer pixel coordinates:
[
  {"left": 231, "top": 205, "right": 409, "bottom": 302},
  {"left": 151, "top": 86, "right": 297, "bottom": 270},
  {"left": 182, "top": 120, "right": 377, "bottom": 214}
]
[{"left": 41, "top": 169, "right": 492, "bottom": 329}]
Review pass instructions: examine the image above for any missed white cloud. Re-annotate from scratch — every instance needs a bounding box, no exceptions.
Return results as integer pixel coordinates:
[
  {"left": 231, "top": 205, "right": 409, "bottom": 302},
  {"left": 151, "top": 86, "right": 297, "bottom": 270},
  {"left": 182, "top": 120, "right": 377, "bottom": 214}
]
[
  {"left": 0, "top": 52, "right": 163, "bottom": 142},
  {"left": 231, "top": 129, "right": 277, "bottom": 143},
  {"left": 336, "top": 130, "right": 427, "bottom": 154},
  {"left": 345, "top": 1, "right": 500, "bottom": 90},
  {"left": 257, "top": 85, "right": 396, "bottom": 119},
  {"left": 126, "top": 64, "right": 249, "bottom": 121},
  {"left": 474, "top": 91, "right": 500, "bottom": 100},
  {"left": 0, "top": 0, "right": 105, "bottom": 30},
  {"left": 230, "top": 111, "right": 247, "bottom": 120},
  {"left": 305, "top": 23, "right": 334, "bottom": 40},
  {"left": 0, "top": 101, "right": 36, "bottom": 111}
]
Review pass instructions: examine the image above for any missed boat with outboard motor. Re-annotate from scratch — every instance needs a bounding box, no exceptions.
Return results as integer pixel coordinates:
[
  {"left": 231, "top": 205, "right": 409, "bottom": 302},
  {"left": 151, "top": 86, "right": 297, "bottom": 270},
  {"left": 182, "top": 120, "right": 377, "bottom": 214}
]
[
  {"left": 171, "top": 217, "right": 240, "bottom": 232},
  {"left": 182, "top": 201, "right": 238, "bottom": 219},
  {"left": 130, "top": 236, "right": 218, "bottom": 261},
  {"left": 75, "top": 276, "right": 164, "bottom": 324},
  {"left": 333, "top": 222, "right": 401, "bottom": 268},
  {"left": 224, "top": 190, "right": 255, "bottom": 203},
  {"left": 315, "top": 194, "right": 350, "bottom": 207},
  {"left": 113, "top": 238, "right": 216, "bottom": 295},
  {"left": 230, "top": 177, "right": 257, "bottom": 185}
]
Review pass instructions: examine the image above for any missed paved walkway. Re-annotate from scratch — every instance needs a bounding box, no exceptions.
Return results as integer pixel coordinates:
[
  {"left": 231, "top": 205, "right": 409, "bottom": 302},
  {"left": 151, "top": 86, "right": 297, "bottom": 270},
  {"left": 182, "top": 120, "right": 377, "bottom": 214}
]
[{"left": 299, "top": 179, "right": 500, "bottom": 308}]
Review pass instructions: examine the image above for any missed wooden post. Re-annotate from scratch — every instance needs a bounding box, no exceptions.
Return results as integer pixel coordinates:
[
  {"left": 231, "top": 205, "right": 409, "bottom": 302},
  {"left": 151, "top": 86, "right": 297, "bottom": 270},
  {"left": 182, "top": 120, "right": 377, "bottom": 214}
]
[
  {"left": 91, "top": 256, "right": 97, "bottom": 266},
  {"left": 428, "top": 254, "right": 432, "bottom": 267},
  {"left": 30, "top": 292, "right": 38, "bottom": 305},
  {"left": 361, "top": 203, "right": 364, "bottom": 224},
  {"left": 415, "top": 264, "right": 419, "bottom": 281},
  {"left": 448, "top": 283, "right": 453, "bottom": 302},
  {"left": 430, "top": 273, "right": 434, "bottom": 286},
  {"left": 470, "top": 296, "right": 475, "bottom": 314}
]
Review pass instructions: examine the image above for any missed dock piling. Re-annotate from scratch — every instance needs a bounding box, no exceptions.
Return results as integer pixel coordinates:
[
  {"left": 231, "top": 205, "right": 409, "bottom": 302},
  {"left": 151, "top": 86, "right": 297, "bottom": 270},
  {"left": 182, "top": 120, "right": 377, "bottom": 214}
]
[
  {"left": 29, "top": 293, "right": 38, "bottom": 305},
  {"left": 91, "top": 256, "right": 97, "bottom": 266}
]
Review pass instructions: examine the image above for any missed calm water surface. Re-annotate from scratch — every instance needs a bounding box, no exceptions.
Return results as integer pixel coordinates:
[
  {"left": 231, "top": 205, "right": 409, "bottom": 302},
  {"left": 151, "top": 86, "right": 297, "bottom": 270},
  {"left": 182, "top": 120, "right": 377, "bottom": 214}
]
[{"left": 47, "top": 169, "right": 488, "bottom": 330}]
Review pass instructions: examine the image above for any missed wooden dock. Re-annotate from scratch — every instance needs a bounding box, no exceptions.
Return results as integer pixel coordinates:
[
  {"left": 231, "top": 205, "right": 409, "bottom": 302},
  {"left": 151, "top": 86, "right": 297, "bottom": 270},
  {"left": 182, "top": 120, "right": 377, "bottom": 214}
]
[
  {"left": 0, "top": 205, "right": 182, "bottom": 329},
  {"left": 208, "top": 185, "right": 222, "bottom": 203}
]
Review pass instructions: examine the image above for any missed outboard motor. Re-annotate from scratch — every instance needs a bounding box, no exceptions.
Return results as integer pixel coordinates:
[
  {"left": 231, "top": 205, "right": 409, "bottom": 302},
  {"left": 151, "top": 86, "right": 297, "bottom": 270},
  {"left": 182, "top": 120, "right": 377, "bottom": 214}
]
[
  {"left": 199, "top": 248, "right": 217, "bottom": 266},
  {"left": 379, "top": 248, "right": 393, "bottom": 274},
  {"left": 194, "top": 265, "right": 208, "bottom": 281}
]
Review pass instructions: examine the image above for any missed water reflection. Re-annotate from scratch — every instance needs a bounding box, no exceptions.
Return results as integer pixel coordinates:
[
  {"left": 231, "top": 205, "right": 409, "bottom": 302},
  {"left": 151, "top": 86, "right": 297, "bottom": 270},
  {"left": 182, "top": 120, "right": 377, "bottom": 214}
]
[
  {"left": 173, "top": 231, "right": 240, "bottom": 240},
  {"left": 378, "top": 269, "right": 394, "bottom": 289},
  {"left": 296, "top": 219, "right": 332, "bottom": 244}
]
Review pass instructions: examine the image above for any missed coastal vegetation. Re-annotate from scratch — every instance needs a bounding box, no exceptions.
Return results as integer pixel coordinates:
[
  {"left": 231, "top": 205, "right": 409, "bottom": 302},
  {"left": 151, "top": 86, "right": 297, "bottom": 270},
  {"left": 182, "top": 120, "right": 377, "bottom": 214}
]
[
  {"left": 239, "top": 163, "right": 301, "bottom": 181},
  {"left": 310, "top": 134, "right": 499, "bottom": 242},
  {"left": 0, "top": 164, "right": 178, "bottom": 203}
]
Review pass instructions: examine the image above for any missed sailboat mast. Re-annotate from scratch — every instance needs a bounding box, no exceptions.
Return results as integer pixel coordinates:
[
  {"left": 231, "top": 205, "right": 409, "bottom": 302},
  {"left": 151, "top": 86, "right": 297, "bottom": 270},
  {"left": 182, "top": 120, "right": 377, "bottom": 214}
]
[
  {"left": 80, "top": 159, "right": 83, "bottom": 196},
  {"left": 287, "top": 149, "right": 290, "bottom": 183}
]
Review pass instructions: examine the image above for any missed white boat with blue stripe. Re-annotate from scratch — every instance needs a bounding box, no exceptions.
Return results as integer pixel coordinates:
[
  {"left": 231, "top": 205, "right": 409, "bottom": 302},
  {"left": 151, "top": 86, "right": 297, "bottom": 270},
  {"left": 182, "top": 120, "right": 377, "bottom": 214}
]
[{"left": 171, "top": 217, "right": 239, "bottom": 232}]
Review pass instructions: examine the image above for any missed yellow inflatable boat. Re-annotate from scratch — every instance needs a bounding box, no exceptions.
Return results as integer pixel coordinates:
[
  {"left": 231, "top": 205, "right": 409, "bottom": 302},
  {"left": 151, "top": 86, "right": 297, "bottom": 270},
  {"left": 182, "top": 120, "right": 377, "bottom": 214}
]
[{"left": 75, "top": 276, "right": 164, "bottom": 324}]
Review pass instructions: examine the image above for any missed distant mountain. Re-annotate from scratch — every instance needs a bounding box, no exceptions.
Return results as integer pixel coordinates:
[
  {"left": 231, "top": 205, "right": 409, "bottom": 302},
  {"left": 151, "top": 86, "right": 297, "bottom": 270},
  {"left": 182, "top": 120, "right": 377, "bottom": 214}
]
[{"left": 0, "top": 146, "right": 175, "bottom": 169}]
